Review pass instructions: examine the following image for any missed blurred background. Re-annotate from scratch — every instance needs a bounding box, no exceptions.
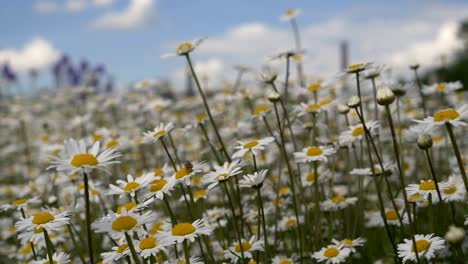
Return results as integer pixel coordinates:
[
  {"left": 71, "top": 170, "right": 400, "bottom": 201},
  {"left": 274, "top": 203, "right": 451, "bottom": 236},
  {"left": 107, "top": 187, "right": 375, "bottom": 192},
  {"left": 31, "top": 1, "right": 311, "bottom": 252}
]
[{"left": 0, "top": 0, "right": 467, "bottom": 95}]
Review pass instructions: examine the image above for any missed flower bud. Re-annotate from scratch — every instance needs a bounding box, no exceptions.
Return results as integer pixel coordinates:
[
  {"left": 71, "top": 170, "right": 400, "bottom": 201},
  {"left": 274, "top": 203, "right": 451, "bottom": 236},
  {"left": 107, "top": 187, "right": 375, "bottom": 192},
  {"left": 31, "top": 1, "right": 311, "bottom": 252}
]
[
  {"left": 267, "top": 91, "right": 281, "bottom": 102},
  {"left": 347, "top": 96, "right": 361, "bottom": 108},
  {"left": 337, "top": 104, "right": 350, "bottom": 114},
  {"left": 417, "top": 134, "right": 433, "bottom": 150},
  {"left": 445, "top": 225, "right": 465, "bottom": 244},
  {"left": 376, "top": 86, "right": 396, "bottom": 106}
]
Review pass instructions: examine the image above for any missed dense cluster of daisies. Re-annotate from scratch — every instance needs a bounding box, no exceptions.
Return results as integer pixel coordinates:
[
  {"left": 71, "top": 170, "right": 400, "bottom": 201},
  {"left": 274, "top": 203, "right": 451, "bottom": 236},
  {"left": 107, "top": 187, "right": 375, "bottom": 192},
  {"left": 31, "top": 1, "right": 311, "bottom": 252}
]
[{"left": 1, "top": 8, "right": 467, "bottom": 264}]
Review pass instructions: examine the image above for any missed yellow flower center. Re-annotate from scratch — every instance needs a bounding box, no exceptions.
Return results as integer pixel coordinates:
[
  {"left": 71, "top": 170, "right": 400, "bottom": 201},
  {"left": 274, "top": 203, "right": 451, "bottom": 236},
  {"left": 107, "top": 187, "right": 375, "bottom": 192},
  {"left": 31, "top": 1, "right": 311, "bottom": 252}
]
[
  {"left": 308, "top": 83, "right": 321, "bottom": 91},
  {"left": 342, "top": 239, "right": 353, "bottom": 246},
  {"left": 93, "top": 133, "right": 104, "bottom": 141},
  {"left": 285, "top": 9, "right": 294, "bottom": 16},
  {"left": 153, "top": 130, "right": 166, "bottom": 138},
  {"left": 306, "top": 172, "right": 317, "bottom": 182},
  {"left": 217, "top": 173, "right": 229, "bottom": 181},
  {"left": 320, "top": 98, "right": 333, "bottom": 106},
  {"left": 32, "top": 212, "right": 55, "bottom": 225},
  {"left": 34, "top": 227, "right": 44, "bottom": 234},
  {"left": 43, "top": 261, "right": 57, "bottom": 264},
  {"left": 71, "top": 153, "right": 98, "bottom": 167},
  {"left": 286, "top": 219, "right": 296, "bottom": 226},
  {"left": 150, "top": 179, "right": 168, "bottom": 192},
  {"left": 280, "top": 260, "right": 293, "bottom": 264},
  {"left": 307, "top": 104, "right": 321, "bottom": 112},
  {"left": 352, "top": 127, "right": 365, "bottom": 137},
  {"left": 409, "top": 193, "right": 422, "bottom": 202},
  {"left": 149, "top": 221, "right": 164, "bottom": 235},
  {"left": 117, "top": 243, "right": 128, "bottom": 253},
  {"left": 433, "top": 109, "right": 460, "bottom": 122},
  {"left": 106, "top": 140, "right": 119, "bottom": 148},
  {"left": 332, "top": 196, "right": 346, "bottom": 203},
  {"left": 235, "top": 242, "right": 252, "bottom": 252},
  {"left": 172, "top": 223, "right": 196, "bottom": 236},
  {"left": 197, "top": 114, "right": 207, "bottom": 122},
  {"left": 347, "top": 63, "right": 364, "bottom": 71},
  {"left": 194, "top": 189, "right": 207, "bottom": 199},
  {"left": 443, "top": 185, "right": 457, "bottom": 195},
  {"left": 20, "top": 244, "right": 32, "bottom": 255},
  {"left": 244, "top": 140, "right": 259, "bottom": 149},
  {"left": 324, "top": 247, "right": 339, "bottom": 258},
  {"left": 411, "top": 239, "right": 430, "bottom": 252},
  {"left": 124, "top": 182, "right": 141, "bottom": 193},
  {"left": 139, "top": 237, "right": 157, "bottom": 249},
  {"left": 12, "top": 198, "right": 27, "bottom": 206},
  {"left": 419, "top": 180, "right": 436, "bottom": 191},
  {"left": 177, "top": 42, "right": 193, "bottom": 54},
  {"left": 385, "top": 210, "right": 399, "bottom": 220},
  {"left": 112, "top": 216, "right": 138, "bottom": 232},
  {"left": 117, "top": 202, "right": 137, "bottom": 214},
  {"left": 306, "top": 147, "right": 323, "bottom": 156},
  {"left": 437, "top": 84, "right": 446, "bottom": 91},
  {"left": 254, "top": 105, "right": 269, "bottom": 116},
  {"left": 175, "top": 168, "right": 193, "bottom": 179},
  {"left": 154, "top": 168, "right": 164, "bottom": 176},
  {"left": 279, "top": 186, "right": 290, "bottom": 195}
]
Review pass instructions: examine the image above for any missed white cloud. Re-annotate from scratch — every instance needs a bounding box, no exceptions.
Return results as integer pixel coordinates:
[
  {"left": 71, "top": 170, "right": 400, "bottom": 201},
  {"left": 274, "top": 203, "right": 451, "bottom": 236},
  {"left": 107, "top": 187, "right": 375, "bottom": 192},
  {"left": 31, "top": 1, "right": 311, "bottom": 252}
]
[
  {"left": 65, "top": 0, "right": 88, "bottom": 12},
  {"left": 89, "top": 0, "right": 156, "bottom": 30},
  {"left": 171, "top": 4, "right": 468, "bottom": 85},
  {"left": 0, "top": 38, "right": 61, "bottom": 72},
  {"left": 34, "top": 1, "right": 59, "bottom": 14}
]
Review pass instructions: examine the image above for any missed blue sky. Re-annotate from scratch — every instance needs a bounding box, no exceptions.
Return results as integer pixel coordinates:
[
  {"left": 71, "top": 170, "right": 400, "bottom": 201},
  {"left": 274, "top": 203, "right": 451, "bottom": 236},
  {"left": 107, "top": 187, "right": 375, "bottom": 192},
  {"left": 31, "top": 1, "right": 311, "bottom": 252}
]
[{"left": 1, "top": 0, "right": 468, "bottom": 89}]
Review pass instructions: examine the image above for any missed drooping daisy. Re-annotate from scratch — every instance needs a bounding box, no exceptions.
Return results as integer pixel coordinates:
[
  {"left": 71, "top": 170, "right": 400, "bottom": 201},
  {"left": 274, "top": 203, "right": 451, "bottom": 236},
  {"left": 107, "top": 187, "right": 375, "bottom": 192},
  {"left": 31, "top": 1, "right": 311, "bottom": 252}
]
[
  {"left": 224, "top": 236, "right": 264, "bottom": 262},
  {"left": 202, "top": 160, "right": 243, "bottom": 189},
  {"left": 107, "top": 173, "right": 154, "bottom": 198},
  {"left": 332, "top": 237, "right": 367, "bottom": 253},
  {"left": 320, "top": 196, "right": 358, "bottom": 211},
  {"left": 142, "top": 123, "right": 175, "bottom": 143},
  {"left": 172, "top": 161, "right": 205, "bottom": 185},
  {"left": 101, "top": 243, "right": 131, "bottom": 264},
  {"left": 413, "top": 104, "right": 468, "bottom": 129},
  {"left": 92, "top": 209, "right": 157, "bottom": 239},
  {"left": 280, "top": 8, "right": 302, "bottom": 21},
  {"left": 239, "top": 169, "right": 268, "bottom": 189},
  {"left": 157, "top": 218, "right": 212, "bottom": 245},
  {"left": 30, "top": 252, "right": 70, "bottom": 264},
  {"left": 136, "top": 235, "right": 167, "bottom": 259},
  {"left": 232, "top": 137, "right": 275, "bottom": 159},
  {"left": 406, "top": 180, "right": 449, "bottom": 202},
  {"left": 16, "top": 208, "right": 70, "bottom": 233},
  {"left": 293, "top": 145, "right": 336, "bottom": 163},
  {"left": 312, "top": 244, "right": 351, "bottom": 263},
  {"left": 441, "top": 175, "right": 466, "bottom": 202},
  {"left": 397, "top": 234, "right": 445, "bottom": 263},
  {"left": 161, "top": 38, "right": 205, "bottom": 58},
  {"left": 48, "top": 139, "right": 121, "bottom": 175}
]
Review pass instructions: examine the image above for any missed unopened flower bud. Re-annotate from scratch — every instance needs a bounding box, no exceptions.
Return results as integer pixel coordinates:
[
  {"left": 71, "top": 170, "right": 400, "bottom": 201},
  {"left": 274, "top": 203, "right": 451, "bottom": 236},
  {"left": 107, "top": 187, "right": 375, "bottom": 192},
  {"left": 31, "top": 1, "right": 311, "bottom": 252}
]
[
  {"left": 376, "top": 86, "right": 396, "bottom": 105},
  {"left": 347, "top": 96, "right": 361, "bottom": 108},
  {"left": 338, "top": 104, "right": 350, "bottom": 114},
  {"left": 417, "top": 134, "right": 433, "bottom": 150},
  {"left": 445, "top": 225, "right": 465, "bottom": 244},
  {"left": 267, "top": 91, "right": 281, "bottom": 102}
]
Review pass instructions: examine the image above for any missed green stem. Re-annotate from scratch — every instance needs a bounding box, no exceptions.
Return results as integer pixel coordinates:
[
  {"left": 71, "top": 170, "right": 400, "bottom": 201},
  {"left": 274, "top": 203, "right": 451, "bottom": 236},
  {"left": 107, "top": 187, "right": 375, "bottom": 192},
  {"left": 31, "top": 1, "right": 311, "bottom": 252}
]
[
  {"left": 83, "top": 170, "right": 95, "bottom": 264},
  {"left": 445, "top": 123, "right": 468, "bottom": 192},
  {"left": 183, "top": 240, "right": 191, "bottom": 264},
  {"left": 43, "top": 229, "right": 55, "bottom": 264},
  {"left": 125, "top": 232, "right": 141, "bottom": 264}
]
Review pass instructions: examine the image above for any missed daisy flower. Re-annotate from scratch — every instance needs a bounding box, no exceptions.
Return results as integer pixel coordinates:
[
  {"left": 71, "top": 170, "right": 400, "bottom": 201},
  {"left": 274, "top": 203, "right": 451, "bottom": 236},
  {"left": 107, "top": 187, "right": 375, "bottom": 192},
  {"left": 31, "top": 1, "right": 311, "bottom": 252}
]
[
  {"left": 297, "top": 101, "right": 323, "bottom": 115},
  {"left": 107, "top": 173, "right": 154, "bottom": 198},
  {"left": 301, "top": 167, "right": 331, "bottom": 186},
  {"left": 280, "top": 8, "right": 302, "bottom": 21},
  {"left": 31, "top": 252, "right": 70, "bottom": 264},
  {"left": 224, "top": 236, "right": 264, "bottom": 262},
  {"left": 332, "top": 237, "right": 367, "bottom": 253},
  {"left": 136, "top": 236, "right": 167, "bottom": 259},
  {"left": 145, "top": 176, "right": 177, "bottom": 200},
  {"left": 341, "top": 62, "right": 373, "bottom": 75},
  {"left": 239, "top": 169, "right": 268, "bottom": 189},
  {"left": 320, "top": 196, "right": 358, "bottom": 211},
  {"left": 339, "top": 121, "right": 379, "bottom": 145},
  {"left": 293, "top": 145, "right": 336, "bottom": 163},
  {"left": 422, "top": 81, "right": 462, "bottom": 95},
  {"left": 202, "top": 160, "right": 243, "bottom": 189},
  {"left": 441, "top": 175, "right": 466, "bottom": 202},
  {"left": 16, "top": 208, "right": 70, "bottom": 233},
  {"left": 397, "top": 234, "right": 445, "bottom": 263},
  {"left": 48, "top": 139, "right": 121, "bottom": 175},
  {"left": 413, "top": 104, "right": 468, "bottom": 129},
  {"left": 161, "top": 38, "right": 205, "bottom": 58},
  {"left": 232, "top": 137, "right": 275, "bottom": 159},
  {"left": 252, "top": 105, "right": 272, "bottom": 119},
  {"left": 92, "top": 209, "right": 157, "bottom": 239},
  {"left": 143, "top": 123, "right": 175, "bottom": 143},
  {"left": 272, "top": 255, "right": 299, "bottom": 264},
  {"left": 163, "top": 256, "right": 204, "bottom": 264},
  {"left": 101, "top": 243, "right": 131, "bottom": 264},
  {"left": 312, "top": 244, "right": 351, "bottom": 263},
  {"left": 0, "top": 196, "right": 40, "bottom": 212},
  {"left": 278, "top": 215, "right": 303, "bottom": 232},
  {"left": 406, "top": 180, "right": 449, "bottom": 202},
  {"left": 157, "top": 218, "right": 212, "bottom": 245},
  {"left": 172, "top": 161, "right": 205, "bottom": 186}
]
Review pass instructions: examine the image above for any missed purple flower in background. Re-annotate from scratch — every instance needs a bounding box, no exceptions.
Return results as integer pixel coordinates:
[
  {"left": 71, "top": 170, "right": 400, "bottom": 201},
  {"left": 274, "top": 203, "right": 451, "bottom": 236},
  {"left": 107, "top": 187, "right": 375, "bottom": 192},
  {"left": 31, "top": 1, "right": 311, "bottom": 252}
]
[{"left": 2, "top": 64, "right": 17, "bottom": 82}]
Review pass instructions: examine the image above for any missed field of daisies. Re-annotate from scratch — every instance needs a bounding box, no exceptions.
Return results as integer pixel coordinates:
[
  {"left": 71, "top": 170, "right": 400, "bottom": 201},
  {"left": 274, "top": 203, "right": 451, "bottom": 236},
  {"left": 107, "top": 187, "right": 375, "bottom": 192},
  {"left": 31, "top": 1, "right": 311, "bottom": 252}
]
[{"left": 1, "top": 8, "right": 468, "bottom": 264}]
